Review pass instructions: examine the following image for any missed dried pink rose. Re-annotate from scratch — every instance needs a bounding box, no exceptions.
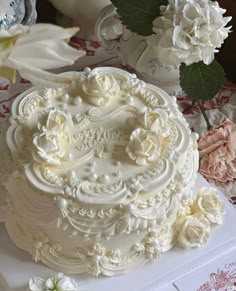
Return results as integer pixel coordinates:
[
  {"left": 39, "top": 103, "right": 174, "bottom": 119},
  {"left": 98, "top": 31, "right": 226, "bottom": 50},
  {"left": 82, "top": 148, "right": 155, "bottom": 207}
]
[{"left": 198, "top": 120, "right": 236, "bottom": 183}]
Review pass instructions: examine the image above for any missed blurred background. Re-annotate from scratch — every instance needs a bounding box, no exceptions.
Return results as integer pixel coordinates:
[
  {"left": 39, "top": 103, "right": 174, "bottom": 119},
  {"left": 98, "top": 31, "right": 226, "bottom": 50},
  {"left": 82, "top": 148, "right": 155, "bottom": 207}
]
[{"left": 36, "top": 0, "right": 236, "bottom": 84}]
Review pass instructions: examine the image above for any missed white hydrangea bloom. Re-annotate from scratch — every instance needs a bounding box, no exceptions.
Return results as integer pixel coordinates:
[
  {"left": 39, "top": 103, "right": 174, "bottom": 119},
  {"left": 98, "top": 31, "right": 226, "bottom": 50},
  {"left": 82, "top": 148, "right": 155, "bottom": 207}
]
[{"left": 149, "top": 0, "right": 231, "bottom": 66}]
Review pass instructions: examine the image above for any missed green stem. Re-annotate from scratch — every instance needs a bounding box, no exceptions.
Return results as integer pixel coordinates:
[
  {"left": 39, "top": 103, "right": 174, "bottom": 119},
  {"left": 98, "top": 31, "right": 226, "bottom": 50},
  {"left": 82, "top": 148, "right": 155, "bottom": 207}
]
[{"left": 196, "top": 100, "right": 212, "bottom": 131}]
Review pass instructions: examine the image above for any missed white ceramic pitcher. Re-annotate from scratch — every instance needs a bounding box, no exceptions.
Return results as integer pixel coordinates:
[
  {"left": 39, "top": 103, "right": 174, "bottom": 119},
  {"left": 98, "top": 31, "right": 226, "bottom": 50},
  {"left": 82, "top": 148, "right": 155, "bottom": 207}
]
[
  {"left": 0, "top": 0, "right": 36, "bottom": 28},
  {"left": 49, "top": 0, "right": 110, "bottom": 40},
  {"left": 96, "top": 5, "right": 181, "bottom": 95}
]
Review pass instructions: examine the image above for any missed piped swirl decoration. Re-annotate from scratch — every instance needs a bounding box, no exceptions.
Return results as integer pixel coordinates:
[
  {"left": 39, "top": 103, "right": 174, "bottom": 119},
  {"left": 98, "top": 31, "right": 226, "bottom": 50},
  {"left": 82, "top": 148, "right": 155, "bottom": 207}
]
[{"left": 6, "top": 68, "right": 196, "bottom": 205}]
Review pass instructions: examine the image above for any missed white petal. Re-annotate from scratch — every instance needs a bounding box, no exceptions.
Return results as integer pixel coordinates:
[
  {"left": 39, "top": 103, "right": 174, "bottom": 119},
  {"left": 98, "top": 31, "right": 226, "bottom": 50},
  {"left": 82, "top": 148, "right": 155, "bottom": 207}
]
[
  {"left": 1, "top": 23, "right": 84, "bottom": 86},
  {"left": 173, "top": 26, "right": 191, "bottom": 49},
  {"left": 29, "top": 277, "right": 45, "bottom": 291},
  {"left": 7, "top": 40, "right": 84, "bottom": 69},
  {"left": 0, "top": 24, "right": 28, "bottom": 38},
  {"left": 201, "top": 47, "right": 215, "bottom": 65},
  {"left": 18, "top": 24, "right": 79, "bottom": 44},
  {"left": 45, "top": 278, "right": 54, "bottom": 288}
]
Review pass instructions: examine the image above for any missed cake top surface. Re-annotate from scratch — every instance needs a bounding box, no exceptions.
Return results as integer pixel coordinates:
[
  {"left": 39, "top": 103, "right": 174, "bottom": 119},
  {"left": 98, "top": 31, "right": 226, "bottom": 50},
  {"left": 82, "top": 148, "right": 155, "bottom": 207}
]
[{"left": 6, "top": 67, "right": 194, "bottom": 205}]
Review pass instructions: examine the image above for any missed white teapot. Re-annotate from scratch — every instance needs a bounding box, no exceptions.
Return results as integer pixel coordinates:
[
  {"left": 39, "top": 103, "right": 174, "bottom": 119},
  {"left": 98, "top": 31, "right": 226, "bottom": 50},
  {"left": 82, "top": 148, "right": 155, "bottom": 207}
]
[
  {"left": 0, "top": 0, "right": 36, "bottom": 28},
  {"left": 49, "top": 0, "right": 110, "bottom": 40},
  {"left": 96, "top": 5, "right": 181, "bottom": 95}
]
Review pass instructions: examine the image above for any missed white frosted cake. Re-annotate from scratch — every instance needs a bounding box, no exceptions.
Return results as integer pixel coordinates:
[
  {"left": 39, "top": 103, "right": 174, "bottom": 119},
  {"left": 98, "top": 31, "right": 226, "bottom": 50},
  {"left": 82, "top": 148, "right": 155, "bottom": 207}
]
[{"left": 2, "top": 67, "right": 202, "bottom": 276}]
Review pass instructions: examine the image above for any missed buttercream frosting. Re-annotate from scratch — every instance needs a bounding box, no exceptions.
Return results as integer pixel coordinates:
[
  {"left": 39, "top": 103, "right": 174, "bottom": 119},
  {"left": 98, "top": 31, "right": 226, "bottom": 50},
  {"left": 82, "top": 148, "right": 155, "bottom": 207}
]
[{"left": 0, "top": 67, "right": 223, "bottom": 276}]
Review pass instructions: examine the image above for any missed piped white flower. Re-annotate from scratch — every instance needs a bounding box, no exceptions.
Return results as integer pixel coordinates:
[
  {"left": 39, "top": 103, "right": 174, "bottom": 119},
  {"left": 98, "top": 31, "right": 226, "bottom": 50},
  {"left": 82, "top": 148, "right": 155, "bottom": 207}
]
[
  {"left": 178, "top": 212, "right": 210, "bottom": 248},
  {"left": 137, "top": 108, "right": 170, "bottom": 136},
  {"left": 0, "top": 24, "right": 85, "bottom": 86},
  {"left": 192, "top": 187, "right": 225, "bottom": 224},
  {"left": 39, "top": 108, "right": 72, "bottom": 136},
  {"left": 82, "top": 71, "right": 120, "bottom": 106},
  {"left": 32, "top": 131, "right": 66, "bottom": 165},
  {"left": 126, "top": 128, "right": 160, "bottom": 166}
]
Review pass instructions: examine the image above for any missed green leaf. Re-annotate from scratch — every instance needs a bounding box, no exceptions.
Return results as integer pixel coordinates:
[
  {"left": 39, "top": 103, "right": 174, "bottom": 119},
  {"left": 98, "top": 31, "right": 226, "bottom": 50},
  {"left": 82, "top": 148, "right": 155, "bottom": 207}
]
[
  {"left": 110, "top": 0, "right": 168, "bottom": 36},
  {"left": 180, "top": 60, "right": 225, "bottom": 101},
  {"left": 0, "top": 66, "right": 16, "bottom": 83}
]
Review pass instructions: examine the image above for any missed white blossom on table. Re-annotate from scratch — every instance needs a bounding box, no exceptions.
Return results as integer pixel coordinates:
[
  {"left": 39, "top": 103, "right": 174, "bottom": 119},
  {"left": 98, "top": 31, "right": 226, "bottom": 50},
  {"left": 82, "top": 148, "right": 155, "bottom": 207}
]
[
  {"left": 28, "top": 273, "right": 79, "bottom": 291},
  {"left": 0, "top": 24, "right": 85, "bottom": 87}
]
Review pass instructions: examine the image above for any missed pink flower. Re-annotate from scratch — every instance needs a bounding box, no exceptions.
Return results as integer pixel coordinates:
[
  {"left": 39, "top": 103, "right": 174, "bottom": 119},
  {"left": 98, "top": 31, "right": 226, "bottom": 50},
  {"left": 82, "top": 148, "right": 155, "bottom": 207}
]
[{"left": 198, "top": 120, "right": 236, "bottom": 183}]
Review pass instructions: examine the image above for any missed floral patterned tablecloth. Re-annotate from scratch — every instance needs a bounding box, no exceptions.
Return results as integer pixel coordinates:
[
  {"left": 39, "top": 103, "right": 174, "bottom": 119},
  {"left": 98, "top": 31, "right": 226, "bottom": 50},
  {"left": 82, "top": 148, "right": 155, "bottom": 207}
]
[{"left": 1, "top": 36, "right": 236, "bottom": 206}]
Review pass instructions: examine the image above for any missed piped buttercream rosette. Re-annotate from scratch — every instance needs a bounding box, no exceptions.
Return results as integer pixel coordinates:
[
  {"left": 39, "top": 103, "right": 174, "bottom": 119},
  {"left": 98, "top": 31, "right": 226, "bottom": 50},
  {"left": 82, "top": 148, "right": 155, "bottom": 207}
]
[
  {"left": 32, "top": 108, "right": 73, "bottom": 166},
  {"left": 82, "top": 71, "right": 120, "bottom": 106},
  {"left": 126, "top": 108, "right": 171, "bottom": 166},
  {"left": 177, "top": 187, "right": 225, "bottom": 249}
]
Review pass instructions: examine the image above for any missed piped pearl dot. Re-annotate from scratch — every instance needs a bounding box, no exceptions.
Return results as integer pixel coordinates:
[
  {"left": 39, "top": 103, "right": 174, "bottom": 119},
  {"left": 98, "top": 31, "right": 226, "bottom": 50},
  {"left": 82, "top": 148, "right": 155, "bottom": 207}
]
[
  {"left": 12, "top": 170, "right": 19, "bottom": 178},
  {"left": 67, "top": 153, "right": 73, "bottom": 160},
  {"left": 99, "top": 174, "right": 110, "bottom": 184},
  {"left": 89, "top": 173, "right": 98, "bottom": 182},
  {"left": 62, "top": 104, "right": 67, "bottom": 110},
  {"left": 127, "top": 96, "right": 134, "bottom": 105},
  {"left": 127, "top": 204, "right": 133, "bottom": 212},
  {"left": 57, "top": 198, "right": 68, "bottom": 209},
  {"left": 141, "top": 106, "right": 147, "bottom": 113},
  {"left": 152, "top": 240, "right": 159, "bottom": 248},
  {"left": 34, "top": 241, "right": 42, "bottom": 249},
  {"left": 98, "top": 152, "right": 103, "bottom": 158},
  {"left": 115, "top": 171, "right": 122, "bottom": 178},
  {"left": 64, "top": 186, "right": 71, "bottom": 195},
  {"left": 191, "top": 132, "right": 199, "bottom": 141},
  {"left": 63, "top": 93, "right": 70, "bottom": 102},
  {"left": 63, "top": 224, "right": 68, "bottom": 231},
  {"left": 90, "top": 161, "right": 96, "bottom": 167},
  {"left": 93, "top": 255, "right": 101, "bottom": 262},
  {"left": 72, "top": 230, "right": 78, "bottom": 236},
  {"left": 43, "top": 97, "right": 50, "bottom": 105},
  {"left": 115, "top": 161, "right": 121, "bottom": 167},
  {"left": 74, "top": 96, "right": 83, "bottom": 105},
  {"left": 84, "top": 67, "right": 91, "bottom": 74},
  {"left": 74, "top": 114, "right": 81, "bottom": 123},
  {"left": 140, "top": 81, "right": 145, "bottom": 87},
  {"left": 68, "top": 171, "right": 76, "bottom": 178}
]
